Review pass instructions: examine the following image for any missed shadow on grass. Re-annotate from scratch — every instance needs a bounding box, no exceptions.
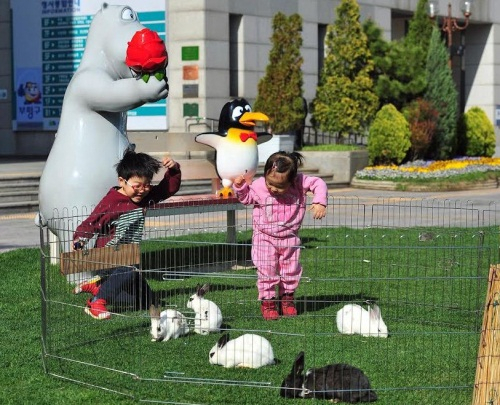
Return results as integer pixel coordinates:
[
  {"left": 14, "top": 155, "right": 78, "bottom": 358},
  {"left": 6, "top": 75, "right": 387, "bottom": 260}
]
[
  {"left": 155, "top": 282, "right": 254, "bottom": 302},
  {"left": 296, "top": 293, "right": 381, "bottom": 314},
  {"left": 141, "top": 243, "right": 252, "bottom": 280}
]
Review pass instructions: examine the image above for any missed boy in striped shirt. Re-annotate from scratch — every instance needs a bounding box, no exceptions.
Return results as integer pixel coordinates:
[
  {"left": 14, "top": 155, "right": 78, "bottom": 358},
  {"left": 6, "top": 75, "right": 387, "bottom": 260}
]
[{"left": 72, "top": 148, "right": 181, "bottom": 320}]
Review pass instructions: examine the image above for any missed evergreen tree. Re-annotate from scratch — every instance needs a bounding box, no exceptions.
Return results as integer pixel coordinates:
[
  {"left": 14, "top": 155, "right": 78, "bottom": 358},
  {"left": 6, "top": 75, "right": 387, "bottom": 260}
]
[
  {"left": 374, "top": 0, "right": 434, "bottom": 109},
  {"left": 374, "top": 41, "right": 424, "bottom": 109},
  {"left": 254, "top": 13, "right": 304, "bottom": 134},
  {"left": 425, "top": 27, "right": 458, "bottom": 160},
  {"left": 362, "top": 18, "right": 391, "bottom": 97},
  {"left": 312, "top": 0, "right": 378, "bottom": 138},
  {"left": 405, "top": 0, "right": 434, "bottom": 56}
]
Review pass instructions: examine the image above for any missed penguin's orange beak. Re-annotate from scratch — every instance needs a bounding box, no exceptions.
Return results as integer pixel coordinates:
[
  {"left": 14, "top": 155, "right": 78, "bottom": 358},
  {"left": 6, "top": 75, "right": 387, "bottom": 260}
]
[{"left": 239, "top": 112, "right": 269, "bottom": 127}]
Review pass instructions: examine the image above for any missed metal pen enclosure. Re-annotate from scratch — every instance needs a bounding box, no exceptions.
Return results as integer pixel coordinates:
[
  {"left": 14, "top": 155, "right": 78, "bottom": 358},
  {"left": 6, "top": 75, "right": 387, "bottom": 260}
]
[{"left": 40, "top": 195, "right": 500, "bottom": 404}]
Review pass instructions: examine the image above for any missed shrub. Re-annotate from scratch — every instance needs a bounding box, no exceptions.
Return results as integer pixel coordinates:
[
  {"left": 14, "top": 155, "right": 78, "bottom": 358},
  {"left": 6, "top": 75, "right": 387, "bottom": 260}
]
[
  {"left": 402, "top": 98, "right": 439, "bottom": 161},
  {"left": 460, "top": 107, "right": 496, "bottom": 157},
  {"left": 368, "top": 104, "right": 411, "bottom": 165}
]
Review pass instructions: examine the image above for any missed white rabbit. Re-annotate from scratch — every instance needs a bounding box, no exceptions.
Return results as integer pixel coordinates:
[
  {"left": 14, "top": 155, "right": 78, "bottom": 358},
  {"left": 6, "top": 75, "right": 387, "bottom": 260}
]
[
  {"left": 186, "top": 284, "right": 222, "bottom": 335},
  {"left": 336, "top": 303, "right": 389, "bottom": 338},
  {"left": 149, "top": 305, "right": 190, "bottom": 342},
  {"left": 209, "top": 333, "right": 276, "bottom": 368}
]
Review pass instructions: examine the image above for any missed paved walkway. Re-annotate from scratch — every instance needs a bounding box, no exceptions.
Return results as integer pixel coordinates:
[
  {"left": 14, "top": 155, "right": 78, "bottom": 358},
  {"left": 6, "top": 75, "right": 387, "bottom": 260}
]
[
  {"left": 1, "top": 158, "right": 500, "bottom": 253},
  {"left": 0, "top": 158, "right": 44, "bottom": 252},
  {"left": 0, "top": 157, "right": 46, "bottom": 177}
]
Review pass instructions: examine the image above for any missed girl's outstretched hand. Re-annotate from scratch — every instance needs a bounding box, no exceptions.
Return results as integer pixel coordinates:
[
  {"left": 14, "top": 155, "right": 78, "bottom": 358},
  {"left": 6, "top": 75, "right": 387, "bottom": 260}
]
[
  {"left": 309, "top": 203, "right": 327, "bottom": 220},
  {"left": 233, "top": 175, "right": 246, "bottom": 188}
]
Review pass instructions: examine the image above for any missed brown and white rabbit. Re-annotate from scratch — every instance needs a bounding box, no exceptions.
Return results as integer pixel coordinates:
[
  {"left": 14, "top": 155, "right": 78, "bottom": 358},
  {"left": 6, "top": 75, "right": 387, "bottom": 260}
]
[
  {"left": 186, "top": 283, "right": 222, "bottom": 335},
  {"left": 280, "top": 351, "right": 378, "bottom": 402},
  {"left": 149, "top": 305, "right": 190, "bottom": 342}
]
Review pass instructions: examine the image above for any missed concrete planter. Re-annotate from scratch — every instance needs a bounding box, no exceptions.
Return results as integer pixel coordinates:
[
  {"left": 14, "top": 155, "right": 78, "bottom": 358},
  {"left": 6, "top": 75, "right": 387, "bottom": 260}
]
[
  {"left": 351, "top": 177, "right": 499, "bottom": 191},
  {"left": 300, "top": 150, "right": 369, "bottom": 183}
]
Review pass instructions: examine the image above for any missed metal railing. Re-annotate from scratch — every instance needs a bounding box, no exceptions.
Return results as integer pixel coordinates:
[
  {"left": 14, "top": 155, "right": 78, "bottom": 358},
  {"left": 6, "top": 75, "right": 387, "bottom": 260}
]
[
  {"left": 303, "top": 125, "right": 367, "bottom": 146},
  {"left": 183, "top": 119, "right": 367, "bottom": 146},
  {"left": 184, "top": 117, "right": 219, "bottom": 132}
]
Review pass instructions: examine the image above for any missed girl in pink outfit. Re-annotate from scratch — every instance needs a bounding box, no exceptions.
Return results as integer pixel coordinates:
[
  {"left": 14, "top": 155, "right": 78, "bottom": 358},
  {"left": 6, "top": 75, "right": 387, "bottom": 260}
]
[{"left": 233, "top": 151, "right": 327, "bottom": 320}]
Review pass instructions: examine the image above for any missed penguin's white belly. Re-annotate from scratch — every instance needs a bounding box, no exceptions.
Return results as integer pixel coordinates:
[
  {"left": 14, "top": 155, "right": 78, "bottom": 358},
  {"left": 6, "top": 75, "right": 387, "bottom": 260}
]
[{"left": 216, "top": 146, "right": 258, "bottom": 180}]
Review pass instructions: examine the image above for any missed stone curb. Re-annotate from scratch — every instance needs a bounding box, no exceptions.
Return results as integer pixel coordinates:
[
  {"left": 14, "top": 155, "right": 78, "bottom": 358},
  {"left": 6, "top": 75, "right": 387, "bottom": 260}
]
[{"left": 350, "top": 178, "right": 499, "bottom": 192}]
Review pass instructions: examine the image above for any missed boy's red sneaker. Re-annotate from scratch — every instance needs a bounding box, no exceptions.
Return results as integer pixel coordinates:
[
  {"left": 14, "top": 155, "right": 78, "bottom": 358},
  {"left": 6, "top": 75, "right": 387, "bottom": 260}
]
[
  {"left": 73, "top": 275, "right": 101, "bottom": 296},
  {"left": 84, "top": 298, "right": 111, "bottom": 320},
  {"left": 280, "top": 293, "right": 297, "bottom": 317},
  {"left": 261, "top": 299, "right": 279, "bottom": 321}
]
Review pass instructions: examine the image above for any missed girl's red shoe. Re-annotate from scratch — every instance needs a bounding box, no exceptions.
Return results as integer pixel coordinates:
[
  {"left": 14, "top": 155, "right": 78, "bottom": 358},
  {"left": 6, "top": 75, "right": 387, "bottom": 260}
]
[
  {"left": 260, "top": 299, "right": 279, "bottom": 320},
  {"left": 280, "top": 293, "right": 297, "bottom": 317}
]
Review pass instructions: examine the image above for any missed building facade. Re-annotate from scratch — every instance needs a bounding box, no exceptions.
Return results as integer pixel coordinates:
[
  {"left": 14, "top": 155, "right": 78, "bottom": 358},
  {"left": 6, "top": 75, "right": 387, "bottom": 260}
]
[{"left": 1, "top": 0, "right": 499, "bottom": 156}]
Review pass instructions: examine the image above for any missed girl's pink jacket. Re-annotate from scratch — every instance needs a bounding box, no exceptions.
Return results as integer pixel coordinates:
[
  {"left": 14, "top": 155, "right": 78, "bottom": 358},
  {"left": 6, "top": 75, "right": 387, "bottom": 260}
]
[{"left": 233, "top": 173, "right": 328, "bottom": 238}]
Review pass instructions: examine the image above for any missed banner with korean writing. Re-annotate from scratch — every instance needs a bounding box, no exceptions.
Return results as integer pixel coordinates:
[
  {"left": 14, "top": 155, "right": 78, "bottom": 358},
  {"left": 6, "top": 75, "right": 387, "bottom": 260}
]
[{"left": 11, "top": 0, "right": 167, "bottom": 131}]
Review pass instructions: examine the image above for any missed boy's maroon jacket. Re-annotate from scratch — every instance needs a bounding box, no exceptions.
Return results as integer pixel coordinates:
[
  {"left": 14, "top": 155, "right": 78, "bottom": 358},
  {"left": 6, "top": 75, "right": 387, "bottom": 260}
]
[{"left": 73, "top": 164, "right": 181, "bottom": 248}]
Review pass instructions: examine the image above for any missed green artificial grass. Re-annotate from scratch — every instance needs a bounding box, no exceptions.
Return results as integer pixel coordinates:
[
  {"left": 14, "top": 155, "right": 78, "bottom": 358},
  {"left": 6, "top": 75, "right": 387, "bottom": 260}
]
[
  {"left": 0, "top": 248, "right": 131, "bottom": 404},
  {"left": 2, "top": 223, "right": 496, "bottom": 404}
]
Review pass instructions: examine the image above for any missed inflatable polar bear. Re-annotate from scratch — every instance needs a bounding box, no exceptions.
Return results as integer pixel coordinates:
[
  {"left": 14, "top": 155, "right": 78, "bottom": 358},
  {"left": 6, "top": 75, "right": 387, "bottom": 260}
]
[{"left": 38, "top": 3, "right": 169, "bottom": 252}]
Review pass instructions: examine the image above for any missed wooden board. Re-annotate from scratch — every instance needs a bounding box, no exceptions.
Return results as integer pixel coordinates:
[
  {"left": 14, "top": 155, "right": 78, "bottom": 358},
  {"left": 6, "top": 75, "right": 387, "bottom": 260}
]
[
  {"left": 60, "top": 243, "right": 140, "bottom": 275},
  {"left": 473, "top": 264, "right": 500, "bottom": 404}
]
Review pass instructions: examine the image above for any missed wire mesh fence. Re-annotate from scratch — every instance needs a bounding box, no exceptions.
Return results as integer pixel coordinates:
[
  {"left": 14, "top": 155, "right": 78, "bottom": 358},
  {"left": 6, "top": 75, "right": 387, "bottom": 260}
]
[{"left": 40, "top": 195, "right": 500, "bottom": 404}]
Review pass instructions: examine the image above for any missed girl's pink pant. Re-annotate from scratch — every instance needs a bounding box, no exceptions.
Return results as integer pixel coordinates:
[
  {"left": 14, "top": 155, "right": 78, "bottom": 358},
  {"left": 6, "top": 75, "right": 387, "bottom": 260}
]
[{"left": 251, "top": 231, "right": 302, "bottom": 300}]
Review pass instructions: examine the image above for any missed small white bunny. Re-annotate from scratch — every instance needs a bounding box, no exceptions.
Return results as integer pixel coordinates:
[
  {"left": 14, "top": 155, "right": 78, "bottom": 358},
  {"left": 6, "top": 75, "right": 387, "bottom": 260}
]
[
  {"left": 209, "top": 333, "right": 276, "bottom": 368},
  {"left": 149, "top": 305, "right": 190, "bottom": 342},
  {"left": 186, "top": 284, "right": 222, "bottom": 335},
  {"left": 336, "top": 303, "right": 389, "bottom": 338}
]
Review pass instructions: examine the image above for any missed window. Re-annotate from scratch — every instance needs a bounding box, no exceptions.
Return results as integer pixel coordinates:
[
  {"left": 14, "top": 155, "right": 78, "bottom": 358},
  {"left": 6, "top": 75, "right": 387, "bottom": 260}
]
[
  {"left": 229, "top": 14, "right": 242, "bottom": 97},
  {"left": 317, "top": 24, "right": 327, "bottom": 80}
]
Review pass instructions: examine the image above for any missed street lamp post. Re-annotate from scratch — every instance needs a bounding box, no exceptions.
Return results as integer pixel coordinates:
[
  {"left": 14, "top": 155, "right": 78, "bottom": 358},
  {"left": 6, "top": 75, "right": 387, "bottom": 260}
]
[
  {"left": 428, "top": 1, "right": 474, "bottom": 113},
  {"left": 428, "top": 1, "right": 474, "bottom": 66}
]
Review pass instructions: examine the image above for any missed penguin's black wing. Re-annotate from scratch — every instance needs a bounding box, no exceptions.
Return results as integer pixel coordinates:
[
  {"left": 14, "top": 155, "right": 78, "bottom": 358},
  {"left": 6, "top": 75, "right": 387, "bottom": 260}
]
[{"left": 256, "top": 132, "right": 273, "bottom": 145}]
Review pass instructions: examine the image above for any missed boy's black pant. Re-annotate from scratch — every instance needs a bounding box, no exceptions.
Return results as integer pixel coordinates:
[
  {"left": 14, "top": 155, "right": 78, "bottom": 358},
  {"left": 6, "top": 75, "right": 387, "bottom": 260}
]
[{"left": 95, "top": 266, "right": 154, "bottom": 310}]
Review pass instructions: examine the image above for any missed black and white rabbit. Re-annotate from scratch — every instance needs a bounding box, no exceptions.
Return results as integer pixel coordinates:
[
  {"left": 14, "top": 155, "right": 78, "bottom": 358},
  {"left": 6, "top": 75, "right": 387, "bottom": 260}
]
[
  {"left": 186, "top": 283, "right": 222, "bottom": 335},
  {"left": 149, "top": 305, "right": 190, "bottom": 342},
  {"left": 280, "top": 351, "right": 378, "bottom": 402}
]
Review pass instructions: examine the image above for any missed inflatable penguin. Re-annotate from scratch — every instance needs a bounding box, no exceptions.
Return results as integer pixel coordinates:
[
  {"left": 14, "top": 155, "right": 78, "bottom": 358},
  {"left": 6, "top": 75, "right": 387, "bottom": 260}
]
[
  {"left": 37, "top": 4, "right": 169, "bottom": 252},
  {"left": 195, "top": 98, "right": 272, "bottom": 198}
]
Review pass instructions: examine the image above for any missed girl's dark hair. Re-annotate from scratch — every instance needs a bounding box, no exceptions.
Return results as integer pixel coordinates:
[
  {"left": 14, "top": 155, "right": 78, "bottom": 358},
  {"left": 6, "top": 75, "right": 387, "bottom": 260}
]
[
  {"left": 264, "top": 151, "right": 304, "bottom": 183},
  {"left": 115, "top": 148, "right": 161, "bottom": 180}
]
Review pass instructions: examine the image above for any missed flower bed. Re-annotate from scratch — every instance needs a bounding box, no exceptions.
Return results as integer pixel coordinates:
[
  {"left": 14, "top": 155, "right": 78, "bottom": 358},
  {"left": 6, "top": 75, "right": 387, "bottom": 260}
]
[{"left": 354, "top": 157, "right": 500, "bottom": 181}]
